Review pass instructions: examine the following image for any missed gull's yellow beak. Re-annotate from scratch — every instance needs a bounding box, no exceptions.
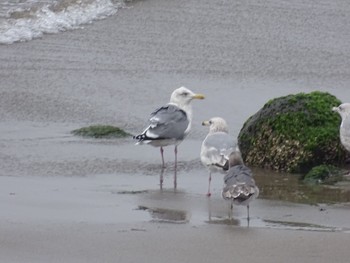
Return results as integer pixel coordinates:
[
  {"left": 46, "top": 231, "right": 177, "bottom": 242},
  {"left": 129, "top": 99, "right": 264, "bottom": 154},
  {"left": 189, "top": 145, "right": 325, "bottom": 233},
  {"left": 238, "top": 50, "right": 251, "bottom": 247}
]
[
  {"left": 193, "top": 94, "right": 205, "bottom": 100},
  {"left": 202, "top": 120, "right": 210, "bottom": 126}
]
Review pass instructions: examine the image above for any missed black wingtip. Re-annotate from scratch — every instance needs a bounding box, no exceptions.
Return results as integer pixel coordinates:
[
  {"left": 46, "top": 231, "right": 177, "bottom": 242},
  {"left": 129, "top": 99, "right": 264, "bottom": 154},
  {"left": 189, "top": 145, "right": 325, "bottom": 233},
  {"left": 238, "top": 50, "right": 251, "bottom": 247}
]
[
  {"left": 133, "top": 134, "right": 145, "bottom": 141},
  {"left": 213, "top": 161, "right": 229, "bottom": 171},
  {"left": 222, "top": 160, "right": 229, "bottom": 171}
]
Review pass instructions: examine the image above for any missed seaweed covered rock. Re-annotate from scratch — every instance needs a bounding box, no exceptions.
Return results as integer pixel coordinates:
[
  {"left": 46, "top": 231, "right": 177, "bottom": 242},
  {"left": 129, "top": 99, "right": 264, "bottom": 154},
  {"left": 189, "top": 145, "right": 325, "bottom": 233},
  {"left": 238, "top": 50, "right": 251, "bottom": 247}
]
[
  {"left": 238, "top": 91, "right": 347, "bottom": 173},
  {"left": 72, "top": 125, "right": 131, "bottom": 138}
]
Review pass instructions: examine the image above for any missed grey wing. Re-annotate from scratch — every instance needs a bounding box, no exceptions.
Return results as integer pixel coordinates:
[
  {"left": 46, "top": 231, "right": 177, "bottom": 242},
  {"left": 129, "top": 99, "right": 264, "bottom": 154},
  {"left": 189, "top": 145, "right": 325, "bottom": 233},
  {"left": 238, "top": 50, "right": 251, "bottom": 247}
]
[
  {"left": 339, "top": 117, "right": 350, "bottom": 151},
  {"left": 222, "top": 165, "right": 258, "bottom": 200},
  {"left": 147, "top": 104, "right": 189, "bottom": 140},
  {"left": 224, "top": 165, "right": 254, "bottom": 186},
  {"left": 341, "top": 117, "right": 350, "bottom": 137},
  {"left": 201, "top": 132, "right": 237, "bottom": 165}
]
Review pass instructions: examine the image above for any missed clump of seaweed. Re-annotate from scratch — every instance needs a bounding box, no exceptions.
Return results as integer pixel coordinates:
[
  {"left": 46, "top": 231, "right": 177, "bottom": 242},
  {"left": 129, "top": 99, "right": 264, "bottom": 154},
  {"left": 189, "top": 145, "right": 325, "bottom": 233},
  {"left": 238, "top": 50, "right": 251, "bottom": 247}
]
[
  {"left": 238, "top": 91, "right": 348, "bottom": 173},
  {"left": 72, "top": 125, "right": 131, "bottom": 138},
  {"left": 302, "top": 164, "right": 346, "bottom": 184}
]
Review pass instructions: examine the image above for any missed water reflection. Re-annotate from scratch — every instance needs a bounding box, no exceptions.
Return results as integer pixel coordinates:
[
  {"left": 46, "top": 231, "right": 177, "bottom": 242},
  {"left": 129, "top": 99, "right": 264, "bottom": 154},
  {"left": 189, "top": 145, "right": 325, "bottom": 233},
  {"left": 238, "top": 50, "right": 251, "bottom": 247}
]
[
  {"left": 159, "top": 166, "right": 180, "bottom": 190},
  {"left": 206, "top": 196, "right": 251, "bottom": 227},
  {"left": 206, "top": 217, "right": 240, "bottom": 226},
  {"left": 253, "top": 168, "right": 350, "bottom": 204},
  {"left": 137, "top": 205, "right": 189, "bottom": 224},
  {"left": 262, "top": 219, "right": 340, "bottom": 232},
  {"left": 127, "top": 166, "right": 350, "bottom": 231}
]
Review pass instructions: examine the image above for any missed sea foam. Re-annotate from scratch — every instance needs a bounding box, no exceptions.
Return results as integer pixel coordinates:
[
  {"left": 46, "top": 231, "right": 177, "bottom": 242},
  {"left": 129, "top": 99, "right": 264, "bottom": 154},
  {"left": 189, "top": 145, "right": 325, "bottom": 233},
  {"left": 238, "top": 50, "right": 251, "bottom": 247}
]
[{"left": 0, "top": 0, "right": 123, "bottom": 44}]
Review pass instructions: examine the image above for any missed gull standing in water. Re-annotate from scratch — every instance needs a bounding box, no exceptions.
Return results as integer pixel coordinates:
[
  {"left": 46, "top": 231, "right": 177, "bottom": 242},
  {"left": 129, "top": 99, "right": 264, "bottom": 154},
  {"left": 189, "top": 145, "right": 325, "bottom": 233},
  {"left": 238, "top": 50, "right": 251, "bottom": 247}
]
[
  {"left": 200, "top": 117, "right": 238, "bottom": 196},
  {"left": 332, "top": 103, "right": 350, "bottom": 152},
  {"left": 134, "top": 87, "right": 205, "bottom": 187},
  {"left": 222, "top": 151, "right": 259, "bottom": 223}
]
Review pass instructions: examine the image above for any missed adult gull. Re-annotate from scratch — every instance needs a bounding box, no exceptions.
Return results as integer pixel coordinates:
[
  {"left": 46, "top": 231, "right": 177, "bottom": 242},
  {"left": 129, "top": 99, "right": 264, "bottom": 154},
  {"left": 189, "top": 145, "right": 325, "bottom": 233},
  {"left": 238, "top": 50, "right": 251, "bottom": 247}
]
[
  {"left": 222, "top": 151, "right": 259, "bottom": 223},
  {"left": 332, "top": 103, "right": 350, "bottom": 152},
  {"left": 134, "top": 86, "right": 205, "bottom": 187},
  {"left": 200, "top": 117, "right": 238, "bottom": 196}
]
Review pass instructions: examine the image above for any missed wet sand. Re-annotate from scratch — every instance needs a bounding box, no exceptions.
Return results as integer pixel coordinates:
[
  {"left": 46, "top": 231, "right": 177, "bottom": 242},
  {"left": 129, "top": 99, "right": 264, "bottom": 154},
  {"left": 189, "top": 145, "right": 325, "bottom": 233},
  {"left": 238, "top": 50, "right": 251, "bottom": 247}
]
[
  {"left": 1, "top": 170, "right": 350, "bottom": 263},
  {"left": 1, "top": 221, "right": 350, "bottom": 263},
  {"left": 1, "top": 0, "right": 350, "bottom": 262}
]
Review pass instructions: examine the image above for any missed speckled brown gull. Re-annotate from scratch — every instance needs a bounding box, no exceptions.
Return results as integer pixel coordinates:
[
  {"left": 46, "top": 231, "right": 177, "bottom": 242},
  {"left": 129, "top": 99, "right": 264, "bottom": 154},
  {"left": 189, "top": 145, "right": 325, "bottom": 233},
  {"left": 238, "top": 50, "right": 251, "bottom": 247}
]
[{"left": 222, "top": 151, "right": 259, "bottom": 222}]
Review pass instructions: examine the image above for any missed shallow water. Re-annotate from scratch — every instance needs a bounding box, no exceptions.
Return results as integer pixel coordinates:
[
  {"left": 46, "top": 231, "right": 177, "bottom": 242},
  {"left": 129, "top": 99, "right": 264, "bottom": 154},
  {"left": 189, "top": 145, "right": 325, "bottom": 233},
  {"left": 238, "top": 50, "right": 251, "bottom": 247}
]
[
  {"left": 1, "top": 0, "right": 350, "bottom": 234},
  {"left": 1, "top": 122, "right": 349, "bottom": 232}
]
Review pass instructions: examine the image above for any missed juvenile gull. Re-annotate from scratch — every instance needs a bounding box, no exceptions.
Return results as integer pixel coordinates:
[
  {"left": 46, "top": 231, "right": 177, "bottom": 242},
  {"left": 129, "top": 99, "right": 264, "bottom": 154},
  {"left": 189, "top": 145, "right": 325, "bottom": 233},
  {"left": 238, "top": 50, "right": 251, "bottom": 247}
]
[
  {"left": 222, "top": 151, "right": 259, "bottom": 222},
  {"left": 332, "top": 103, "right": 350, "bottom": 152},
  {"left": 200, "top": 117, "right": 238, "bottom": 196},
  {"left": 134, "top": 87, "right": 205, "bottom": 187}
]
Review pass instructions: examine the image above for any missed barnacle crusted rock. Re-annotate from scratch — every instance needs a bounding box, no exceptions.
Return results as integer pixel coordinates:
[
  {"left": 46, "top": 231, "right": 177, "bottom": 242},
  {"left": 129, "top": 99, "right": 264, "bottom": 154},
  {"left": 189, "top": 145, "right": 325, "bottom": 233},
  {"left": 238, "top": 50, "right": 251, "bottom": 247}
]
[{"left": 238, "top": 91, "right": 347, "bottom": 173}]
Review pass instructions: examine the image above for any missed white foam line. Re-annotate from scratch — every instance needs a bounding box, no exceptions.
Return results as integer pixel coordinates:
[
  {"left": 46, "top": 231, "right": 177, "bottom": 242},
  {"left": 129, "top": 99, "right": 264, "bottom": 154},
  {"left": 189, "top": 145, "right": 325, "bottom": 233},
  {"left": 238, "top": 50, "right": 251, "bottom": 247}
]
[{"left": 0, "top": 0, "right": 123, "bottom": 44}]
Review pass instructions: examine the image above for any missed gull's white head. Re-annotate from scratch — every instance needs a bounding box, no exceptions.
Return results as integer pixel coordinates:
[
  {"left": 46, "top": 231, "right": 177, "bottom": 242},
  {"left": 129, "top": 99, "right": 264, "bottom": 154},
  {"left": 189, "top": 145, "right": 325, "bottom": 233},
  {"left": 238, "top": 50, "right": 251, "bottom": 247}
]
[
  {"left": 202, "top": 117, "right": 229, "bottom": 133},
  {"left": 332, "top": 103, "right": 350, "bottom": 120},
  {"left": 170, "top": 86, "right": 205, "bottom": 108}
]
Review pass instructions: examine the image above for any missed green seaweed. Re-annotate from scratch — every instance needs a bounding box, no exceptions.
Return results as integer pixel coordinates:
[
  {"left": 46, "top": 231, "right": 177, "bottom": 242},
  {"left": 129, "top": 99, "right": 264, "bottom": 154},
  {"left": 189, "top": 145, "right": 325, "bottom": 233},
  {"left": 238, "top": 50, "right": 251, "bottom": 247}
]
[
  {"left": 238, "top": 91, "right": 347, "bottom": 173},
  {"left": 302, "top": 165, "right": 345, "bottom": 185},
  {"left": 72, "top": 125, "right": 131, "bottom": 138}
]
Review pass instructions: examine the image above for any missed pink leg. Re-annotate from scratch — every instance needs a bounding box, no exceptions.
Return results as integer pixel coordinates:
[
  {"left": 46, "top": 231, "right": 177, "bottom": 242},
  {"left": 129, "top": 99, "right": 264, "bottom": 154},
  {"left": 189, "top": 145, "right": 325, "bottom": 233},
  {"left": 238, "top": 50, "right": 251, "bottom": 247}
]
[
  {"left": 160, "top": 147, "right": 165, "bottom": 168},
  {"left": 174, "top": 146, "right": 178, "bottom": 170},
  {"left": 206, "top": 172, "right": 212, "bottom": 197},
  {"left": 174, "top": 146, "right": 178, "bottom": 189}
]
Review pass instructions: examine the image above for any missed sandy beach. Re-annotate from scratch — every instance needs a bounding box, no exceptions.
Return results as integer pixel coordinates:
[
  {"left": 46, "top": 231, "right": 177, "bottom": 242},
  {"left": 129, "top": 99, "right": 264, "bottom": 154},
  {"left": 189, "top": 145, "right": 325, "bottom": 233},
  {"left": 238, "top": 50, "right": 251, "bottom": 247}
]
[{"left": 1, "top": 0, "right": 350, "bottom": 262}]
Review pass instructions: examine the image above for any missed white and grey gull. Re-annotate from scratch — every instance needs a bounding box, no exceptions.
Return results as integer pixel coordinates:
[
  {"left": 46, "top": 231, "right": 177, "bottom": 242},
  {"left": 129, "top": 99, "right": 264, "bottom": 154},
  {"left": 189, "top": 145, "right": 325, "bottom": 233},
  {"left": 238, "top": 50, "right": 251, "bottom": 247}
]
[
  {"left": 332, "top": 103, "right": 350, "bottom": 152},
  {"left": 134, "top": 86, "right": 205, "bottom": 187},
  {"left": 221, "top": 151, "right": 259, "bottom": 222},
  {"left": 200, "top": 117, "right": 238, "bottom": 196}
]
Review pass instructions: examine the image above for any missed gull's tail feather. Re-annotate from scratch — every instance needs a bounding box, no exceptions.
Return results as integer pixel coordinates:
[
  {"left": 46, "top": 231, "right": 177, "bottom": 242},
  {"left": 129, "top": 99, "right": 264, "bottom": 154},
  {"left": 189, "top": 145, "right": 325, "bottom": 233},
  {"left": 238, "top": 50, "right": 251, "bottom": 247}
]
[
  {"left": 222, "top": 183, "right": 258, "bottom": 205},
  {"left": 213, "top": 161, "right": 229, "bottom": 171},
  {"left": 133, "top": 133, "right": 150, "bottom": 145},
  {"left": 133, "top": 125, "right": 154, "bottom": 145},
  {"left": 133, "top": 133, "right": 145, "bottom": 141}
]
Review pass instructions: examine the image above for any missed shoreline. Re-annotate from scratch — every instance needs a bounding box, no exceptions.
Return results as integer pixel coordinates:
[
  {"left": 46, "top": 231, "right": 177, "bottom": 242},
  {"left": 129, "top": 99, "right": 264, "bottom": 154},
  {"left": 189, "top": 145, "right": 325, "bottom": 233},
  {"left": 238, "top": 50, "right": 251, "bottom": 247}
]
[{"left": 1, "top": 0, "right": 350, "bottom": 262}]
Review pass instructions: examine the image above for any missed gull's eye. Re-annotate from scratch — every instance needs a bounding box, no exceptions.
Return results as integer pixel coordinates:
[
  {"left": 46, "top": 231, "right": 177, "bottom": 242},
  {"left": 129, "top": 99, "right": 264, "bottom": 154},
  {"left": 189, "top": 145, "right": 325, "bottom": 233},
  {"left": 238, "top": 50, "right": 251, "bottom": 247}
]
[
  {"left": 181, "top": 91, "right": 189, "bottom": 96},
  {"left": 209, "top": 120, "right": 213, "bottom": 125},
  {"left": 339, "top": 106, "right": 343, "bottom": 111}
]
